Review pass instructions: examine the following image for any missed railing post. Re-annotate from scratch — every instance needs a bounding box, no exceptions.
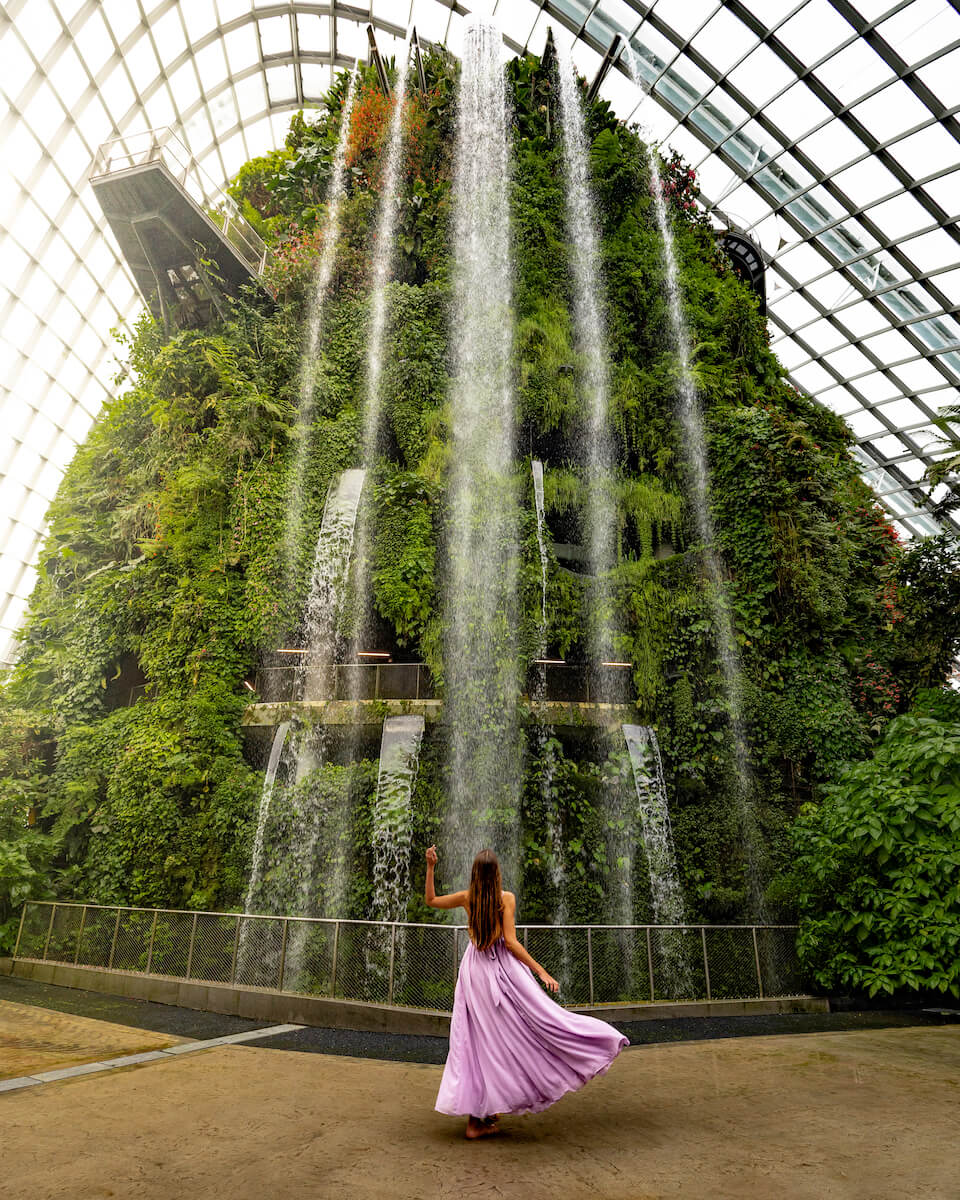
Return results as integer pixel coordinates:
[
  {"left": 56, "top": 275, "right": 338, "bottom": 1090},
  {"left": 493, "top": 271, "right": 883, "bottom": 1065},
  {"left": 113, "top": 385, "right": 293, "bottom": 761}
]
[
  {"left": 330, "top": 921, "right": 340, "bottom": 996},
  {"left": 74, "top": 905, "right": 88, "bottom": 965},
  {"left": 277, "top": 919, "right": 289, "bottom": 990},
  {"left": 752, "top": 926, "right": 764, "bottom": 998},
  {"left": 230, "top": 915, "right": 241, "bottom": 984},
  {"left": 387, "top": 923, "right": 397, "bottom": 1005},
  {"left": 185, "top": 912, "right": 198, "bottom": 979},
  {"left": 13, "top": 903, "right": 28, "bottom": 958},
  {"left": 453, "top": 927, "right": 460, "bottom": 993},
  {"left": 42, "top": 903, "right": 57, "bottom": 961},
  {"left": 587, "top": 926, "right": 594, "bottom": 1005},
  {"left": 107, "top": 908, "right": 121, "bottom": 970},
  {"left": 522, "top": 926, "right": 528, "bottom": 950},
  {"left": 701, "top": 927, "right": 711, "bottom": 1001},
  {"left": 646, "top": 926, "right": 655, "bottom": 1001},
  {"left": 145, "top": 910, "right": 159, "bottom": 974}
]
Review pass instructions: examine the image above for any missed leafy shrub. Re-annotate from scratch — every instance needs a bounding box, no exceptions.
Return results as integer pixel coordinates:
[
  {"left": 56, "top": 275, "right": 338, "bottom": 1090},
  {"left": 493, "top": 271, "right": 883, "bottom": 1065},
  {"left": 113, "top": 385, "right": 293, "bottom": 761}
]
[{"left": 791, "top": 688, "right": 960, "bottom": 998}]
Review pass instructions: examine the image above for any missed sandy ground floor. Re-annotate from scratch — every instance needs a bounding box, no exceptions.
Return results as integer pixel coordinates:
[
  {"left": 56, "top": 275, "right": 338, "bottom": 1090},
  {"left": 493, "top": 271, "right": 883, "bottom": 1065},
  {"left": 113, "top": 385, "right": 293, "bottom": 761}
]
[
  {"left": 0, "top": 997, "right": 181, "bottom": 1078},
  {"left": 2, "top": 1013, "right": 958, "bottom": 1200}
]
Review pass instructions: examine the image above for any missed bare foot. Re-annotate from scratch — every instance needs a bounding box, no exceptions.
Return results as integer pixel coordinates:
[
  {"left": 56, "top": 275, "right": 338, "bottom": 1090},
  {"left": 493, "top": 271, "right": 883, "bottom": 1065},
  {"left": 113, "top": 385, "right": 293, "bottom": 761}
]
[{"left": 465, "top": 1116, "right": 501, "bottom": 1140}]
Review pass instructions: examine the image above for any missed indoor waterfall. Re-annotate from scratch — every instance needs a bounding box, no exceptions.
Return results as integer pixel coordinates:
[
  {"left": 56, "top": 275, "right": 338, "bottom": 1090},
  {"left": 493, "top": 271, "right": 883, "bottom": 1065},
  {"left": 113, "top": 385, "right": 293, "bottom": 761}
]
[
  {"left": 555, "top": 45, "right": 615, "bottom": 663},
  {"left": 622, "top": 724, "right": 686, "bottom": 927},
  {"left": 644, "top": 143, "right": 763, "bottom": 909},
  {"left": 240, "top": 718, "right": 291, "bottom": 955},
  {"left": 624, "top": 47, "right": 763, "bottom": 910},
  {"left": 372, "top": 715, "right": 425, "bottom": 923},
  {"left": 350, "top": 37, "right": 413, "bottom": 657},
  {"left": 281, "top": 68, "right": 359, "bottom": 594},
  {"left": 297, "top": 468, "right": 366, "bottom": 702},
  {"left": 443, "top": 16, "right": 522, "bottom": 894},
  {"left": 531, "top": 460, "right": 567, "bottom": 935}
]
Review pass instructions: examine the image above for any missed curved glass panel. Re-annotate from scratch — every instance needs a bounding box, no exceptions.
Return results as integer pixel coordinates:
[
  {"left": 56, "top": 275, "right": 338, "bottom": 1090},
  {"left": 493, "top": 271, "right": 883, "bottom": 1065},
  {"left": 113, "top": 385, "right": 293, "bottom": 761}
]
[{"left": 1, "top": 0, "right": 958, "bottom": 662}]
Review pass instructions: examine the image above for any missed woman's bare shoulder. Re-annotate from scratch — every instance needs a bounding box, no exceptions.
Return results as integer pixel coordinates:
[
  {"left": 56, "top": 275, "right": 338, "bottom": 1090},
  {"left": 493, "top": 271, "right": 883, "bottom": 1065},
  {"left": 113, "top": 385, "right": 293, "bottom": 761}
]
[{"left": 501, "top": 890, "right": 516, "bottom": 907}]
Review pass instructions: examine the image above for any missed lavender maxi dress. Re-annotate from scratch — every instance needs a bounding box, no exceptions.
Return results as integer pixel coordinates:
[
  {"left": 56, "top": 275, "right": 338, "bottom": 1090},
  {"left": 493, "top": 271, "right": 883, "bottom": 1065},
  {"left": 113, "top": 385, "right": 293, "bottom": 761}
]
[{"left": 435, "top": 935, "right": 629, "bottom": 1118}]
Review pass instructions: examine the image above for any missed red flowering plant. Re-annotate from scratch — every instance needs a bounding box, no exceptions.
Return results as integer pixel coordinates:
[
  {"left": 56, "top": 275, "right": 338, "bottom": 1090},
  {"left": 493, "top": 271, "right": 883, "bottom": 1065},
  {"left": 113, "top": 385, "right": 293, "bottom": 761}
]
[
  {"left": 659, "top": 151, "right": 711, "bottom": 228},
  {"left": 852, "top": 653, "right": 903, "bottom": 732},
  {"left": 347, "top": 84, "right": 433, "bottom": 191},
  {"left": 261, "top": 221, "right": 325, "bottom": 304}
]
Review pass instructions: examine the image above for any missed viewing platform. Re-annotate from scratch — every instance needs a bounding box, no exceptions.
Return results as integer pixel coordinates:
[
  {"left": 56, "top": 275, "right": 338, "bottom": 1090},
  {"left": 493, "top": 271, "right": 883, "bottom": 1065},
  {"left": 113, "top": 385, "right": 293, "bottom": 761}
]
[
  {"left": 241, "top": 659, "right": 638, "bottom": 729},
  {"left": 89, "top": 127, "right": 272, "bottom": 325}
]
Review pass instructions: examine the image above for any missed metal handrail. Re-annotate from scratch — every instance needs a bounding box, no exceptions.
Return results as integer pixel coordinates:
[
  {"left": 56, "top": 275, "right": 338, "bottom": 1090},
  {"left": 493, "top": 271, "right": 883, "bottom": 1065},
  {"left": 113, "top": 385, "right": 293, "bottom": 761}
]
[
  {"left": 13, "top": 900, "right": 798, "bottom": 931},
  {"left": 90, "top": 126, "right": 271, "bottom": 277},
  {"left": 12, "top": 900, "right": 804, "bottom": 1012}
]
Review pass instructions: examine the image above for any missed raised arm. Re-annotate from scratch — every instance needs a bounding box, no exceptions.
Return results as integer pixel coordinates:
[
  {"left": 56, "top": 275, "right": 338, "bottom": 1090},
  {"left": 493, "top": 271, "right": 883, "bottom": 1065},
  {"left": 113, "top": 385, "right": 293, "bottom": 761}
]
[
  {"left": 424, "top": 845, "right": 467, "bottom": 911},
  {"left": 501, "top": 892, "right": 559, "bottom": 993}
]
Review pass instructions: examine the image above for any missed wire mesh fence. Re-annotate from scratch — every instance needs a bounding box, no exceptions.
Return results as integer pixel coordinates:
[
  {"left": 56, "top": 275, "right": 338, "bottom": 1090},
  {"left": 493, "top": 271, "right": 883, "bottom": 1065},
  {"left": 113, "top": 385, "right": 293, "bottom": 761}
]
[{"left": 13, "top": 901, "right": 807, "bottom": 1010}]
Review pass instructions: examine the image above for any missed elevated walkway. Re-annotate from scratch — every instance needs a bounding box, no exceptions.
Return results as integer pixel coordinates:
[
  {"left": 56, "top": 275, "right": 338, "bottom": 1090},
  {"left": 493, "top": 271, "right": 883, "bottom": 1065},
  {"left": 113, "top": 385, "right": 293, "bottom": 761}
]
[
  {"left": 241, "top": 698, "right": 636, "bottom": 729},
  {"left": 90, "top": 127, "right": 271, "bottom": 325},
  {"left": 243, "top": 660, "right": 637, "bottom": 728}
]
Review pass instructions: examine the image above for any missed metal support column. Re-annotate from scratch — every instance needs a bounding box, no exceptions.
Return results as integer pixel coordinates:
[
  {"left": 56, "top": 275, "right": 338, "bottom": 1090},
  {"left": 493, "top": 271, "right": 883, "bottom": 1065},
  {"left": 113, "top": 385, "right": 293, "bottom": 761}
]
[
  {"left": 587, "top": 927, "right": 594, "bottom": 1005},
  {"left": 74, "top": 905, "right": 88, "bottom": 965},
  {"left": 230, "top": 915, "right": 241, "bottom": 984},
  {"left": 13, "top": 903, "right": 28, "bottom": 958},
  {"left": 145, "top": 910, "right": 159, "bottom": 974},
  {"left": 701, "top": 928, "right": 711, "bottom": 1001},
  {"left": 330, "top": 921, "right": 340, "bottom": 996},
  {"left": 107, "top": 908, "right": 121, "bottom": 970},
  {"left": 752, "top": 926, "right": 764, "bottom": 998},
  {"left": 277, "top": 919, "right": 289, "bottom": 990},
  {"left": 185, "top": 912, "right": 198, "bottom": 979},
  {"left": 646, "top": 926, "right": 655, "bottom": 1001},
  {"left": 387, "top": 924, "right": 397, "bottom": 1005}
]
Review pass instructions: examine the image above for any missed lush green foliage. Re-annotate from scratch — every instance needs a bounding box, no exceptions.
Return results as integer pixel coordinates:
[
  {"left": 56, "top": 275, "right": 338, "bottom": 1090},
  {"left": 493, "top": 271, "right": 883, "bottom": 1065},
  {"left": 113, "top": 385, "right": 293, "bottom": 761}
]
[
  {"left": 2, "top": 45, "right": 959, "bottom": 964},
  {"left": 791, "top": 689, "right": 960, "bottom": 998}
]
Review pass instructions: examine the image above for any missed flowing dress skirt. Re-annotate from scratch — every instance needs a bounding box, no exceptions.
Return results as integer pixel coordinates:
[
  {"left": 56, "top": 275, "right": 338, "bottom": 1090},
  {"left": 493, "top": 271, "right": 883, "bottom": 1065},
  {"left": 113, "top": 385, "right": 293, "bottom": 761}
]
[{"left": 435, "top": 937, "right": 629, "bottom": 1118}]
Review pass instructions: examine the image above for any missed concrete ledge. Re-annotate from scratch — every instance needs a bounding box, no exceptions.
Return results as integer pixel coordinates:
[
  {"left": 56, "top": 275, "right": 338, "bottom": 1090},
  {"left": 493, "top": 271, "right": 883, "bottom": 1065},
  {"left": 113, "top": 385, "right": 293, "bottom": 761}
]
[
  {"left": 5, "top": 958, "right": 828, "bottom": 1033},
  {"left": 242, "top": 699, "right": 637, "bottom": 730},
  {"left": 575, "top": 996, "right": 830, "bottom": 1021},
  {"left": 7, "top": 959, "right": 452, "bottom": 1037}
]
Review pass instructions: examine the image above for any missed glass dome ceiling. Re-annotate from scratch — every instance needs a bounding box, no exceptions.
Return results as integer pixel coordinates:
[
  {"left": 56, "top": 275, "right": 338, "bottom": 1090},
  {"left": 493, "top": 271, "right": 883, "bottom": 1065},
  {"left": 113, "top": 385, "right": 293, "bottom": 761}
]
[{"left": 1, "top": 0, "right": 959, "bottom": 664}]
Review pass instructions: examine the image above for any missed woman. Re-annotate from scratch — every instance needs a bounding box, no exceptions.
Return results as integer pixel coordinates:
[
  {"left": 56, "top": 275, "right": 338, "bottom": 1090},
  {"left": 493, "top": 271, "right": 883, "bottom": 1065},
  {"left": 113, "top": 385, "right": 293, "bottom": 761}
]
[{"left": 425, "top": 844, "right": 629, "bottom": 1139}]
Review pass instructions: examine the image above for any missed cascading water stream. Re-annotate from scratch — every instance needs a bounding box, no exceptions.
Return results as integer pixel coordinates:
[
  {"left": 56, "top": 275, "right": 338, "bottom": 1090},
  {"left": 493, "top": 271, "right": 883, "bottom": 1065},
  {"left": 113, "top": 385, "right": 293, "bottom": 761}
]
[
  {"left": 622, "top": 725, "right": 685, "bottom": 926},
  {"left": 297, "top": 468, "right": 366, "bottom": 703},
  {"left": 350, "top": 38, "right": 413, "bottom": 656},
  {"left": 532, "top": 460, "right": 549, "bottom": 642},
  {"left": 622, "top": 724, "right": 691, "bottom": 994},
  {"left": 281, "top": 69, "right": 359, "bottom": 593},
  {"left": 444, "top": 16, "right": 522, "bottom": 893},
  {"left": 623, "top": 47, "right": 763, "bottom": 912},
  {"left": 646, "top": 146, "right": 762, "bottom": 903},
  {"left": 241, "top": 720, "right": 291, "bottom": 926},
  {"left": 555, "top": 46, "right": 615, "bottom": 664},
  {"left": 531, "top": 460, "right": 567, "bottom": 937},
  {"left": 282, "top": 468, "right": 366, "bottom": 977},
  {"left": 372, "top": 715, "right": 425, "bottom": 923},
  {"left": 241, "top": 469, "right": 365, "bottom": 980}
]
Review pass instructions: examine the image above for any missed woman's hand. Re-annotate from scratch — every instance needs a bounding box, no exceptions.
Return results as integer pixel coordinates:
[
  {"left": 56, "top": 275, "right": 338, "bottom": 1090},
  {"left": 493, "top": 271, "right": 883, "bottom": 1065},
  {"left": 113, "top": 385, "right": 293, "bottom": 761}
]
[
  {"left": 425, "top": 845, "right": 438, "bottom": 866},
  {"left": 537, "top": 968, "right": 560, "bottom": 994}
]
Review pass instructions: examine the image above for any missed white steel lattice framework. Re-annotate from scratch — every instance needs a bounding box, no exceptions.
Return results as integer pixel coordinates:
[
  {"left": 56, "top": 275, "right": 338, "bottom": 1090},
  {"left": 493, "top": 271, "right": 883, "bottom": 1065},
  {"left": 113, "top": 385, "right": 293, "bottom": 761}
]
[{"left": 1, "top": 0, "right": 959, "bottom": 665}]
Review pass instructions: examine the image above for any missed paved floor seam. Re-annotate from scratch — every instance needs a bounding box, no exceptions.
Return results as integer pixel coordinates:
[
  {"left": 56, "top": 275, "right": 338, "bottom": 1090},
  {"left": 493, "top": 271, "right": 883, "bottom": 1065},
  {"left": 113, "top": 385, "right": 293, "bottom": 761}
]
[{"left": 0, "top": 1023, "right": 304, "bottom": 1094}]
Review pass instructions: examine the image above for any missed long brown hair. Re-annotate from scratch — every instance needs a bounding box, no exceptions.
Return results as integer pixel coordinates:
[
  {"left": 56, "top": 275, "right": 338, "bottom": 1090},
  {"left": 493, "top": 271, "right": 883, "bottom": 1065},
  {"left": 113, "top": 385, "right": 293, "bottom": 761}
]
[{"left": 467, "top": 849, "right": 503, "bottom": 951}]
